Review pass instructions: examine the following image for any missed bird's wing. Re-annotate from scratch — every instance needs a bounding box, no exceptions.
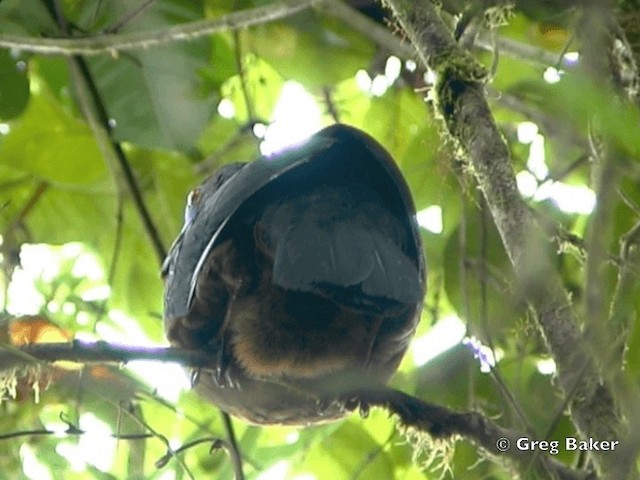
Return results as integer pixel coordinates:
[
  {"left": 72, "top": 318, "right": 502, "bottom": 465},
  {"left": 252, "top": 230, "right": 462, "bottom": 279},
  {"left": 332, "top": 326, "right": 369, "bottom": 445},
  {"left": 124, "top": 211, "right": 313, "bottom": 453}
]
[{"left": 259, "top": 191, "right": 423, "bottom": 310}]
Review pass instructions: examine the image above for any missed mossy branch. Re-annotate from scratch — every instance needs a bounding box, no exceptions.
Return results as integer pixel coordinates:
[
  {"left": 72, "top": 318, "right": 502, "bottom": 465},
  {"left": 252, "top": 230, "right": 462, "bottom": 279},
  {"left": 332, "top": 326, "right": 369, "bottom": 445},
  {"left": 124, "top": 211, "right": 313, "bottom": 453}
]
[
  {"left": 383, "top": 0, "right": 629, "bottom": 477},
  {"left": 0, "top": 341, "right": 588, "bottom": 479}
]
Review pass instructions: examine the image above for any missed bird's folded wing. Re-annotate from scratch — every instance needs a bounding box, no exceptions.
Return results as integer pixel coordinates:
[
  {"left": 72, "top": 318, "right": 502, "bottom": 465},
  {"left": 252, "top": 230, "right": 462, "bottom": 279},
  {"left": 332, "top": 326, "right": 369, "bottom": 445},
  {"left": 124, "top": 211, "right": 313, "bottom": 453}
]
[{"left": 270, "top": 218, "right": 423, "bottom": 309}]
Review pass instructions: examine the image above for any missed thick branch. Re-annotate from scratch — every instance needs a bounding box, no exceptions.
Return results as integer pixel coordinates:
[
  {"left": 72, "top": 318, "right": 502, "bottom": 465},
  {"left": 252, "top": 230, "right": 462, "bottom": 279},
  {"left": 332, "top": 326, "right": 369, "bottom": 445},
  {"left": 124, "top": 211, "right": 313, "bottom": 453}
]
[
  {"left": 383, "top": 0, "right": 626, "bottom": 476},
  {"left": 354, "top": 388, "right": 590, "bottom": 480},
  {"left": 0, "top": 0, "right": 322, "bottom": 56}
]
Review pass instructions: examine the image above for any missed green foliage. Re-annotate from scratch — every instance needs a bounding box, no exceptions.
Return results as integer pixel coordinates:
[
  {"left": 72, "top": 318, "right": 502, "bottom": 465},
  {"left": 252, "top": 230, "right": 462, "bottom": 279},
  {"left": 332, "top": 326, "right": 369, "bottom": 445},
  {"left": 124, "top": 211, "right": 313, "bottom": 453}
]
[
  {"left": 1, "top": 0, "right": 640, "bottom": 479},
  {"left": 0, "top": 50, "right": 29, "bottom": 120}
]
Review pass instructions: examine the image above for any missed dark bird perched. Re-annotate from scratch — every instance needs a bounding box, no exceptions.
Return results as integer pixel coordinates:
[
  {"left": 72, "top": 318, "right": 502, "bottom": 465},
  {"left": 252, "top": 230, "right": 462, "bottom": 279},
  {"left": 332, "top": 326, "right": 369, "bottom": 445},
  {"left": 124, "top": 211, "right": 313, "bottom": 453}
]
[{"left": 162, "top": 124, "right": 426, "bottom": 425}]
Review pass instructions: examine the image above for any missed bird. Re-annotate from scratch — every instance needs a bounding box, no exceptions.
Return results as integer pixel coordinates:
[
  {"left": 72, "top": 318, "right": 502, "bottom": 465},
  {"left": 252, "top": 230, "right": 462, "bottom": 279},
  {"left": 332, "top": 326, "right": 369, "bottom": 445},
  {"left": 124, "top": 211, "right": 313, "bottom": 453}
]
[{"left": 162, "top": 124, "right": 426, "bottom": 425}]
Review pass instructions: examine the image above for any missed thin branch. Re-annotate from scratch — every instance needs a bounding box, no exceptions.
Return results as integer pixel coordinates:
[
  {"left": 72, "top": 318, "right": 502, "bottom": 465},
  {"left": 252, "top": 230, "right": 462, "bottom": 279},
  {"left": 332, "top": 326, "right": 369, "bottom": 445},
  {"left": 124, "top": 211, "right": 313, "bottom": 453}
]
[
  {"left": 608, "top": 219, "right": 640, "bottom": 368},
  {"left": 383, "top": 0, "right": 625, "bottom": 476},
  {"left": 121, "top": 401, "right": 195, "bottom": 479},
  {"left": 321, "top": 86, "right": 341, "bottom": 123},
  {"left": 475, "top": 30, "right": 576, "bottom": 69},
  {"left": 321, "top": 0, "right": 414, "bottom": 59},
  {"left": 233, "top": 30, "right": 256, "bottom": 124},
  {"left": 104, "top": 0, "right": 158, "bottom": 34},
  {"left": 578, "top": 4, "right": 620, "bottom": 365},
  {"left": 489, "top": 87, "right": 589, "bottom": 152},
  {"left": 156, "top": 437, "right": 225, "bottom": 468},
  {"left": 0, "top": 410, "right": 152, "bottom": 442},
  {"left": 67, "top": 56, "right": 167, "bottom": 262},
  {"left": 0, "top": 424, "right": 153, "bottom": 442},
  {"left": 0, "top": 341, "right": 219, "bottom": 370},
  {"left": 220, "top": 412, "right": 245, "bottom": 480},
  {"left": 195, "top": 122, "right": 259, "bottom": 174},
  {"left": 321, "top": 0, "right": 575, "bottom": 69},
  {"left": 583, "top": 136, "right": 619, "bottom": 352},
  {"left": 0, "top": 0, "right": 323, "bottom": 56},
  {"left": 5, "top": 181, "right": 49, "bottom": 234}
]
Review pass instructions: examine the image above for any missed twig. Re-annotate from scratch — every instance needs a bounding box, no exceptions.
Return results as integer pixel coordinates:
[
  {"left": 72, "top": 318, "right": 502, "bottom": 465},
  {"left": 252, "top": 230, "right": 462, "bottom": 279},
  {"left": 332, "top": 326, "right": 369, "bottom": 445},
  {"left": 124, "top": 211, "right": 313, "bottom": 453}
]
[
  {"left": 92, "top": 196, "right": 125, "bottom": 331},
  {"left": 0, "top": 0, "right": 323, "bottom": 56},
  {"left": 104, "top": 0, "right": 158, "bottom": 34},
  {"left": 489, "top": 87, "right": 589, "bottom": 152},
  {"left": 220, "top": 412, "right": 245, "bottom": 480},
  {"left": 4, "top": 181, "right": 49, "bottom": 234},
  {"left": 233, "top": 30, "right": 256, "bottom": 124},
  {"left": 195, "top": 122, "right": 259, "bottom": 174},
  {"left": 156, "top": 437, "right": 222, "bottom": 468},
  {"left": 0, "top": 410, "right": 153, "bottom": 441},
  {"left": 475, "top": 30, "right": 576, "bottom": 69},
  {"left": 121, "top": 401, "right": 195, "bottom": 479},
  {"left": 321, "top": 86, "right": 341, "bottom": 123}
]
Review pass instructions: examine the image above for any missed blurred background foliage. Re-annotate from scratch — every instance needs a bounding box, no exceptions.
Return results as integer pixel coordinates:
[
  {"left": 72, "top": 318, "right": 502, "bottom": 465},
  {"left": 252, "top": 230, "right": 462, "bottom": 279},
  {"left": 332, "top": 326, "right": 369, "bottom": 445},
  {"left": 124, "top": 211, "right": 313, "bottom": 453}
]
[{"left": 0, "top": 0, "right": 639, "bottom": 478}]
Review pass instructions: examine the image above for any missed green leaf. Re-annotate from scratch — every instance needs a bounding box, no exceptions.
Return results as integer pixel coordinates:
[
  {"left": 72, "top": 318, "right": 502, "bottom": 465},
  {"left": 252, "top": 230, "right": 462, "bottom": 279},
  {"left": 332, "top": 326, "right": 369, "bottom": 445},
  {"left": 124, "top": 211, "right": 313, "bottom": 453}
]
[
  {"left": 443, "top": 202, "right": 525, "bottom": 343},
  {"left": 512, "top": 73, "right": 640, "bottom": 157},
  {"left": 0, "top": 0, "right": 59, "bottom": 37},
  {"left": 0, "top": 87, "right": 107, "bottom": 185},
  {"left": 86, "top": 1, "right": 215, "bottom": 152},
  {"left": 220, "top": 54, "right": 284, "bottom": 124},
  {"left": 247, "top": 11, "right": 375, "bottom": 86},
  {"left": 295, "top": 420, "right": 395, "bottom": 479}
]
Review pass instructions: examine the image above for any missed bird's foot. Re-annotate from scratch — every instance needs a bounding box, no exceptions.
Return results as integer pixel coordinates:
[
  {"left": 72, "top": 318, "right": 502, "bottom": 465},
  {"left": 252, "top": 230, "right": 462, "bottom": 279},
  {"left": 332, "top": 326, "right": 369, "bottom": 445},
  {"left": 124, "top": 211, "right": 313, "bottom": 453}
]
[
  {"left": 314, "top": 394, "right": 370, "bottom": 418},
  {"left": 212, "top": 346, "right": 242, "bottom": 390},
  {"left": 190, "top": 368, "right": 201, "bottom": 388},
  {"left": 341, "top": 395, "right": 371, "bottom": 418}
]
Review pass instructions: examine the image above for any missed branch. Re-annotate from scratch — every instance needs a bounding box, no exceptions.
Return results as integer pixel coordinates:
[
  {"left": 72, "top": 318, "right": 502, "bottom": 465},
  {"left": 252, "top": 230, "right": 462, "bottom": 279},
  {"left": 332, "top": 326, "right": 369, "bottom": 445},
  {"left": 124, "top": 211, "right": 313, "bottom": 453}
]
[
  {"left": 489, "top": 87, "right": 589, "bottom": 152},
  {"left": 1, "top": 341, "right": 588, "bottom": 478},
  {"left": 321, "top": 0, "right": 574, "bottom": 68},
  {"left": 0, "top": 410, "right": 153, "bottom": 441},
  {"left": 609, "top": 220, "right": 640, "bottom": 366},
  {"left": 0, "top": 341, "right": 218, "bottom": 370},
  {"left": 383, "top": 0, "right": 627, "bottom": 476},
  {"left": 67, "top": 56, "right": 168, "bottom": 262},
  {"left": 22, "top": 5, "right": 248, "bottom": 478},
  {"left": 0, "top": 0, "right": 323, "bottom": 56},
  {"left": 352, "top": 388, "right": 591, "bottom": 480},
  {"left": 0, "top": 408, "right": 242, "bottom": 480}
]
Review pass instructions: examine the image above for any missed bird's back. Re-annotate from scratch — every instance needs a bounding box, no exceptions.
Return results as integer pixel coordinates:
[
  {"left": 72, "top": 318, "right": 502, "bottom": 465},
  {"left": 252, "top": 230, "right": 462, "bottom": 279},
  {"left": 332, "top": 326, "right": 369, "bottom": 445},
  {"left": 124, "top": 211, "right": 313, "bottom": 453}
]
[{"left": 163, "top": 124, "right": 426, "bottom": 425}]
